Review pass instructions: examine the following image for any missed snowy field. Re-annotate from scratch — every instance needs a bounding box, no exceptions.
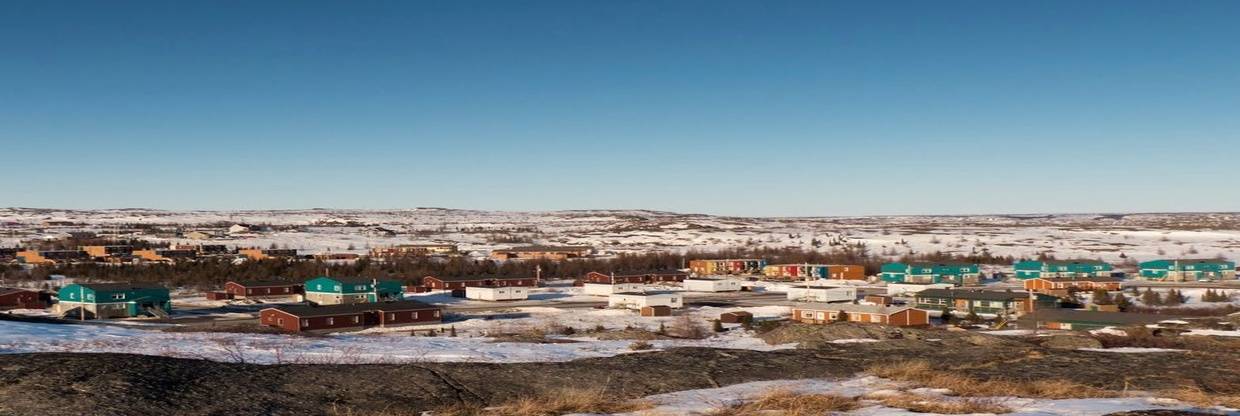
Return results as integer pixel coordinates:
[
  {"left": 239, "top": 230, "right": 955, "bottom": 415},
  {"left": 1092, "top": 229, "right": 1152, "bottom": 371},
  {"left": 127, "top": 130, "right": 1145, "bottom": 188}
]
[
  {"left": 618, "top": 376, "right": 1224, "bottom": 416},
  {"left": 0, "top": 305, "right": 794, "bottom": 364},
  {"left": 3, "top": 208, "right": 1238, "bottom": 263}
]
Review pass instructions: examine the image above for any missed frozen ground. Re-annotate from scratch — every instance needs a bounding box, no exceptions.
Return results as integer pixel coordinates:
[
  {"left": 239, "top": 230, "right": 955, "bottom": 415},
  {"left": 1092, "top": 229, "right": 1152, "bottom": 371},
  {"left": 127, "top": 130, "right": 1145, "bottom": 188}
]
[
  {"left": 618, "top": 375, "right": 1222, "bottom": 416},
  {"left": 3, "top": 208, "right": 1238, "bottom": 263},
  {"left": 0, "top": 304, "right": 795, "bottom": 364}
]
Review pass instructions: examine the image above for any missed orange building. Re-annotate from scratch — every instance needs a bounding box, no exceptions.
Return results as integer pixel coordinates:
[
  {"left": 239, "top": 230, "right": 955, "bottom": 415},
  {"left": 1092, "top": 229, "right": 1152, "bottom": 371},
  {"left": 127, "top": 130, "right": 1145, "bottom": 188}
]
[
  {"left": 791, "top": 303, "right": 929, "bottom": 327},
  {"left": 1023, "top": 277, "right": 1123, "bottom": 296},
  {"left": 490, "top": 245, "right": 591, "bottom": 261}
]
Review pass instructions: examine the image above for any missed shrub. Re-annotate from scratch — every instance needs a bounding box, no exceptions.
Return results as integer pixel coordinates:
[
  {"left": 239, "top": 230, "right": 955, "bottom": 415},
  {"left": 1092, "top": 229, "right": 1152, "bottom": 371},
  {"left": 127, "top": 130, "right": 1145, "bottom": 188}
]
[
  {"left": 705, "top": 389, "right": 859, "bottom": 416},
  {"left": 866, "top": 361, "right": 1116, "bottom": 399},
  {"left": 628, "top": 341, "right": 653, "bottom": 351},
  {"left": 880, "top": 394, "right": 1011, "bottom": 414}
]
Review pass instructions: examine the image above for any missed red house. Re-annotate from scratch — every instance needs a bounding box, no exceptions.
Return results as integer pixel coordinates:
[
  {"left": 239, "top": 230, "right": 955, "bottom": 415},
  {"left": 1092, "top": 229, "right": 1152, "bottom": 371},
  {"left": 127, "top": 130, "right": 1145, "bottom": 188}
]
[
  {"left": 1023, "top": 277, "right": 1123, "bottom": 296},
  {"left": 259, "top": 300, "right": 441, "bottom": 333},
  {"left": 582, "top": 271, "right": 688, "bottom": 285},
  {"left": 224, "top": 280, "right": 304, "bottom": 299},
  {"left": 422, "top": 276, "right": 537, "bottom": 290},
  {"left": 0, "top": 288, "right": 42, "bottom": 309}
]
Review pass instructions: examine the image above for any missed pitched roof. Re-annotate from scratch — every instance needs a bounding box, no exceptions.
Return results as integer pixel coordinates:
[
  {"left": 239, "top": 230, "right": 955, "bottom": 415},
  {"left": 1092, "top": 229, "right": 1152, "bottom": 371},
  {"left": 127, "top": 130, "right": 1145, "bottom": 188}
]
[
  {"left": 794, "top": 302, "right": 912, "bottom": 315},
  {"left": 590, "top": 270, "right": 686, "bottom": 277},
  {"left": 229, "top": 280, "right": 302, "bottom": 288},
  {"left": 916, "top": 288, "right": 1031, "bottom": 301},
  {"left": 1035, "top": 276, "right": 1123, "bottom": 283},
  {"left": 76, "top": 283, "right": 166, "bottom": 291},
  {"left": 266, "top": 300, "right": 438, "bottom": 317},
  {"left": 1039, "top": 260, "right": 1110, "bottom": 266},
  {"left": 424, "top": 275, "right": 533, "bottom": 282},
  {"left": 315, "top": 276, "right": 400, "bottom": 285},
  {"left": 0, "top": 287, "right": 37, "bottom": 296},
  {"left": 905, "top": 262, "right": 976, "bottom": 268}
]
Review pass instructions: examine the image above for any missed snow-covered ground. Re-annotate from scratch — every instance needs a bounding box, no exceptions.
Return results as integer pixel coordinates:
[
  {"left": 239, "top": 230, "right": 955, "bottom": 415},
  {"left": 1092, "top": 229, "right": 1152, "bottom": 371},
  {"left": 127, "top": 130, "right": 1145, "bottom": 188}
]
[
  {"left": 3, "top": 208, "right": 1238, "bottom": 263},
  {"left": 0, "top": 304, "right": 795, "bottom": 364},
  {"left": 618, "top": 375, "right": 1224, "bottom": 416}
]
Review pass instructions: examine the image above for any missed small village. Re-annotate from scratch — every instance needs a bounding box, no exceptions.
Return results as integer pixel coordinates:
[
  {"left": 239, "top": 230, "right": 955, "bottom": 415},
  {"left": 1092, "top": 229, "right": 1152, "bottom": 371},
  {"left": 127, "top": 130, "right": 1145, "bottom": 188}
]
[{"left": 3, "top": 237, "right": 1236, "bottom": 336}]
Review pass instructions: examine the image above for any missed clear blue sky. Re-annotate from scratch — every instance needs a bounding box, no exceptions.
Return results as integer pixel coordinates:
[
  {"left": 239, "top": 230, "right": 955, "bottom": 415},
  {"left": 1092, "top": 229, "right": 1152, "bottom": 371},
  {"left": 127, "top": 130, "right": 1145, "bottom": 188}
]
[{"left": 2, "top": 1, "right": 1238, "bottom": 216}]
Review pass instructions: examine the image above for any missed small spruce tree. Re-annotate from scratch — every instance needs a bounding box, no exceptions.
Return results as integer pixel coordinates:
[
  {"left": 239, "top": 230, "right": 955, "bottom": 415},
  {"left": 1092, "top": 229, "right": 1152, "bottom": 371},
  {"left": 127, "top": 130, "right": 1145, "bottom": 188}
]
[
  {"left": 1113, "top": 292, "right": 1131, "bottom": 311},
  {"left": 1092, "top": 289, "right": 1112, "bottom": 305},
  {"left": 1142, "top": 288, "right": 1162, "bottom": 305}
]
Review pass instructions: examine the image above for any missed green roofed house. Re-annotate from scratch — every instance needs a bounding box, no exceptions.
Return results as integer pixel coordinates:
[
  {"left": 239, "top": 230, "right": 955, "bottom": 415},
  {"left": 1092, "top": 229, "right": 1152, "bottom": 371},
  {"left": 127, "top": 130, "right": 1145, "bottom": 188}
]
[
  {"left": 879, "top": 262, "right": 980, "bottom": 285},
  {"left": 55, "top": 283, "right": 171, "bottom": 319},
  {"left": 304, "top": 276, "right": 404, "bottom": 305},
  {"left": 1013, "top": 260, "right": 1114, "bottom": 280},
  {"left": 1138, "top": 259, "right": 1236, "bottom": 282}
]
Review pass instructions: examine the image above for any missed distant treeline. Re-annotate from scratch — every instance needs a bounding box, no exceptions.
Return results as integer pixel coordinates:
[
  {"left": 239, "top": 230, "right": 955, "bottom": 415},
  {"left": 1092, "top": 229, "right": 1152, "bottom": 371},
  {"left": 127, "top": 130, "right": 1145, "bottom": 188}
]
[{"left": 7, "top": 247, "right": 1017, "bottom": 290}]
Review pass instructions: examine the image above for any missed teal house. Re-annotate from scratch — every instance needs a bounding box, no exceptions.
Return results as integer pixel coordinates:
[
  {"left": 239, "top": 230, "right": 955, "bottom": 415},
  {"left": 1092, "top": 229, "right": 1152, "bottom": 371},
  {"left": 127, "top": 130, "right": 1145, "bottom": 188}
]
[
  {"left": 56, "top": 283, "right": 171, "bottom": 319},
  {"left": 880, "top": 262, "right": 980, "bottom": 285},
  {"left": 1013, "top": 260, "right": 1114, "bottom": 280},
  {"left": 304, "top": 276, "right": 404, "bottom": 305},
  {"left": 1138, "top": 259, "right": 1235, "bottom": 281}
]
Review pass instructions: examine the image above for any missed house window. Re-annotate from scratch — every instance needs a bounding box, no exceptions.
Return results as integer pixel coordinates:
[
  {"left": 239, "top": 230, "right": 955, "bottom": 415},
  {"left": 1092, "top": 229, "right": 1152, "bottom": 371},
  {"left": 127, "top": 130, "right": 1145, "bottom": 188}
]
[
  {"left": 388, "top": 313, "right": 395, "bottom": 320},
  {"left": 283, "top": 287, "right": 290, "bottom": 293},
  {"left": 355, "top": 285, "right": 366, "bottom": 291},
  {"left": 326, "top": 317, "right": 334, "bottom": 325},
  {"left": 277, "top": 318, "right": 283, "bottom": 325},
  {"left": 111, "top": 294, "right": 126, "bottom": 300},
  {"left": 352, "top": 316, "right": 359, "bottom": 323},
  {"left": 333, "top": 285, "right": 341, "bottom": 291},
  {"left": 413, "top": 312, "right": 419, "bottom": 319},
  {"left": 433, "top": 311, "right": 440, "bottom": 318},
  {"left": 301, "top": 319, "right": 309, "bottom": 328}
]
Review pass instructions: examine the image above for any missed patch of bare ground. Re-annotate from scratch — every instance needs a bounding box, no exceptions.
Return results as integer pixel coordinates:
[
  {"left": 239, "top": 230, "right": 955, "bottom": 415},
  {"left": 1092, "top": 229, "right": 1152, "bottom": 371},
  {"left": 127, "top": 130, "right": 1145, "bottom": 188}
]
[
  {"left": 424, "top": 387, "right": 652, "bottom": 416},
  {"left": 868, "top": 360, "right": 1240, "bottom": 408},
  {"left": 876, "top": 394, "right": 1012, "bottom": 414},
  {"left": 702, "top": 389, "right": 860, "bottom": 416},
  {"left": 867, "top": 360, "right": 1117, "bottom": 399}
]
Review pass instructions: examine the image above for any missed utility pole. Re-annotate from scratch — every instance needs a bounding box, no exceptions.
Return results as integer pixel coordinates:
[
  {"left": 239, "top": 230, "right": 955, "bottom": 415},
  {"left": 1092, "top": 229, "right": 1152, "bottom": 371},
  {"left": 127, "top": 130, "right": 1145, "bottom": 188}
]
[{"left": 79, "top": 285, "right": 86, "bottom": 321}]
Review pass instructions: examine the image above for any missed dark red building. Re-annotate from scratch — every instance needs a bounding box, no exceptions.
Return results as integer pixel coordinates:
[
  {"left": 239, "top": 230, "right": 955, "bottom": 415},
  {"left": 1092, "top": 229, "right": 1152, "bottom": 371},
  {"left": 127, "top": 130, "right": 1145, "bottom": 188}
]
[
  {"left": 582, "top": 271, "right": 687, "bottom": 285},
  {"left": 259, "top": 300, "right": 441, "bottom": 333},
  {"left": 422, "top": 275, "right": 537, "bottom": 290},
  {"left": 0, "top": 288, "right": 43, "bottom": 309},
  {"left": 224, "top": 280, "right": 303, "bottom": 299}
]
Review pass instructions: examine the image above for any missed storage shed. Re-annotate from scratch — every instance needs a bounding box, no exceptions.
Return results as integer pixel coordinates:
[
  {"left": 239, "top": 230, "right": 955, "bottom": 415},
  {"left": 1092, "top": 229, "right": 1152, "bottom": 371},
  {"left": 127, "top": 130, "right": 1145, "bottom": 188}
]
[
  {"left": 683, "top": 278, "right": 743, "bottom": 292},
  {"left": 582, "top": 282, "right": 645, "bottom": 296},
  {"left": 640, "top": 305, "right": 672, "bottom": 317},
  {"left": 609, "top": 292, "right": 683, "bottom": 310},
  {"left": 786, "top": 286, "right": 857, "bottom": 303},
  {"left": 465, "top": 285, "right": 529, "bottom": 301},
  {"left": 720, "top": 311, "right": 753, "bottom": 324}
]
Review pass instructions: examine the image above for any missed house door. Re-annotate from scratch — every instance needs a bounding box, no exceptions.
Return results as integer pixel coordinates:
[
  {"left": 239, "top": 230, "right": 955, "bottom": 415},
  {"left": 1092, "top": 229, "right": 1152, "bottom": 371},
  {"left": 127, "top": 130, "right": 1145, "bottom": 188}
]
[{"left": 362, "top": 312, "right": 380, "bottom": 326}]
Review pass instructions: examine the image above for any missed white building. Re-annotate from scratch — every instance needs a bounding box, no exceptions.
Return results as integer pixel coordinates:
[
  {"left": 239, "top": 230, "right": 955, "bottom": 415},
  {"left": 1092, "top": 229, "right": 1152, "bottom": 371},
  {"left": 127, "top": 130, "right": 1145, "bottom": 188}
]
[
  {"left": 886, "top": 283, "right": 954, "bottom": 296},
  {"left": 465, "top": 286, "right": 529, "bottom": 301},
  {"left": 582, "top": 282, "right": 644, "bottom": 296},
  {"left": 786, "top": 286, "right": 856, "bottom": 303},
  {"left": 683, "top": 278, "right": 743, "bottom": 292},
  {"left": 608, "top": 292, "right": 683, "bottom": 310}
]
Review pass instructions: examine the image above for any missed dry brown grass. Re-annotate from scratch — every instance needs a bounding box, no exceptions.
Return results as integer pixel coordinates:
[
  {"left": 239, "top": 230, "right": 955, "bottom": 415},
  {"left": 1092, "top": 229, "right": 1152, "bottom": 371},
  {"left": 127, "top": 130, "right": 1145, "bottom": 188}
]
[
  {"left": 1157, "top": 384, "right": 1240, "bottom": 409},
  {"left": 866, "top": 361, "right": 1116, "bottom": 399},
  {"left": 429, "top": 387, "right": 652, "bottom": 416},
  {"left": 703, "top": 389, "right": 860, "bottom": 416},
  {"left": 880, "top": 394, "right": 1011, "bottom": 414}
]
